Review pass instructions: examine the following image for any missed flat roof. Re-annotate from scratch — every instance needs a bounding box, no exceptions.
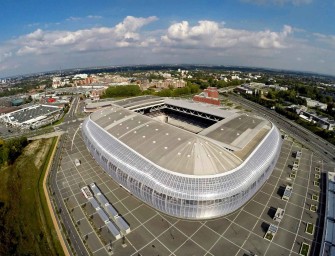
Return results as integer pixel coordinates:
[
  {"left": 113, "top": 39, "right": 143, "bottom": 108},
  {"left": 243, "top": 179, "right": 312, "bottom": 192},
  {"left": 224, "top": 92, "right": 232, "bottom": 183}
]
[
  {"left": 200, "top": 114, "right": 271, "bottom": 151},
  {"left": 113, "top": 95, "right": 162, "bottom": 108},
  {"left": 90, "top": 103, "right": 272, "bottom": 176},
  {"left": 4, "top": 104, "right": 60, "bottom": 124},
  {"left": 85, "top": 101, "right": 114, "bottom": 110}
]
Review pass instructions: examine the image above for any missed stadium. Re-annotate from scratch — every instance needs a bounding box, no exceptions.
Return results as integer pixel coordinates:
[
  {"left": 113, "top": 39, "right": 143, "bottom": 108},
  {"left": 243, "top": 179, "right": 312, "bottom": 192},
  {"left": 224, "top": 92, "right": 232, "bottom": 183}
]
[{"left": 82, "top": 96, "right": 282, "bottom": 220}]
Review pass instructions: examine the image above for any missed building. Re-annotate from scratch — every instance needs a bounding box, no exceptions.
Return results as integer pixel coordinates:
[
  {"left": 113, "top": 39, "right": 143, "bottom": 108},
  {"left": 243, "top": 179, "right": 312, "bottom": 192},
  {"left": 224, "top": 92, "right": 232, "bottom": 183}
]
[
  {"left": 140, "top": 79, "right": 186, "bottom": 90},
  {"left": 300, "top": 97, "right": 328, "bottom": 110},
  {"left": 234, "top": 86, "right": 253, "bottom": 95},
  {"left": 81, "top": 97, "right": 282, "bottom": 220},
  {"left": 193, "top": 87, "right": 220, "bottom": 106},
  {"left": 0, "top": 104, "right": 62, "bottom": 129},
  {"left": 73, "top": 73, "right": 88, "bottom": 79},
  {"left": 321, "top": 172, "right": 335, "bottom": 256},
  {"left": 299, "top": 110, "right": 335, "bottom": 130},
  {"left": 75, "top": 77, "right": 94, "bottom": 86},
  {"left": 52, "top": 77, "right": 62, "bottom": 88}
]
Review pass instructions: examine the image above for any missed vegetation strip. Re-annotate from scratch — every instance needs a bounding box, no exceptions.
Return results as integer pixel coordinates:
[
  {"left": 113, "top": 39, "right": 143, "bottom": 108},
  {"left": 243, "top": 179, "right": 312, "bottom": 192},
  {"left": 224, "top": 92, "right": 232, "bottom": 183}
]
[
  {"left": 39, "top": 137, "right": 70, "bottom": 256},
  {"left": 0, "top": 137, "right": 65, "bottom": 255}
]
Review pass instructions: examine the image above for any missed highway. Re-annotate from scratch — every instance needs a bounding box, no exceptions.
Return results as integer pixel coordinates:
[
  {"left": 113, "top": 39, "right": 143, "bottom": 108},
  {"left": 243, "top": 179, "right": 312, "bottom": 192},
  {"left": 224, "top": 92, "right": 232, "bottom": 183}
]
[{"left": 227, "top": 94, "right": 335, "bottom": 163}]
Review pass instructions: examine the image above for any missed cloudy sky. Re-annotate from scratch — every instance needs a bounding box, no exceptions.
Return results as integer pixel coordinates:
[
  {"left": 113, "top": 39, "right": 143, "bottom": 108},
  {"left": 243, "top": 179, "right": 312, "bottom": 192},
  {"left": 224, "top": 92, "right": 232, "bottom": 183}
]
[{"left": 0, "top": 0, "right": 334, "bottom": 77}]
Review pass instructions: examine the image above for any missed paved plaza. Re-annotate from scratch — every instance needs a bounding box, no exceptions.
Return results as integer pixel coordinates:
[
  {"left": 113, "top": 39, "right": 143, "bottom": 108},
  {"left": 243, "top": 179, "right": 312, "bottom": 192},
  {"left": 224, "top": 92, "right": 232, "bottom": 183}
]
[{"left": 55, "top": 126, "right": 333, "bottom": 256}]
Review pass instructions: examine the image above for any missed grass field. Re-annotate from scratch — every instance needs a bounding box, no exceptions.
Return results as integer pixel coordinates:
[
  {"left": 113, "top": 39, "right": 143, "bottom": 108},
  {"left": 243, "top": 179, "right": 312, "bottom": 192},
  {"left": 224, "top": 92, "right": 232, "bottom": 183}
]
[{"left": 0, "top": 138, "right": 64, "bottom": 256}]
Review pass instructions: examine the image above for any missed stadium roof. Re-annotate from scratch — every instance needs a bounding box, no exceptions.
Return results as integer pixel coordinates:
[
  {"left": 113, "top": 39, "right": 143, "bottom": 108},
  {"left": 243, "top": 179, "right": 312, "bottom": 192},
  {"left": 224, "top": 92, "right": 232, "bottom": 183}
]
[
  {"left": 113, "top": 95, "right": 161, "bottom": 108},
  {"left": 164, "top": 98, "right": 238, "bottom": 119},
  {"left": 90, "top": 102, "right": 272, "bottom": 176}
]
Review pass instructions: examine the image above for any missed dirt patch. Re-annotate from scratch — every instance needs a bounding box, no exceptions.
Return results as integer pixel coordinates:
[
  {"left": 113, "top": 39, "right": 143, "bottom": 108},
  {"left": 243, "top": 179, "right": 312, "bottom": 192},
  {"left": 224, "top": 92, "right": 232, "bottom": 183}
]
[{"left": 25, "top": 139, "right": 52, "bottom": 169}]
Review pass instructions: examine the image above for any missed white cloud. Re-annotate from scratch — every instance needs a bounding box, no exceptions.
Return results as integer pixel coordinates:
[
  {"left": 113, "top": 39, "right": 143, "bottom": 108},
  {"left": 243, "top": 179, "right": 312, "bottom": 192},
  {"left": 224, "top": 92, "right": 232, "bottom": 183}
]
[
  {"left": 313, "top": 32, "right": 335, "bottom": 47},
  {"left": 1, "top": 16, "right": 335, "bottom": 77},
  {"left": 161, "top": 20, "right": 293, "bottom": 50},
  {"left": 14, "top": 16, "right": 158, "bottom": 57},
  {"left": 26, "top": 22, "right": 40, "bottom": 28},
  {"left": 0, "top": 51, "right": 12, "bottom": 62},
  {"left": 114, "top": 16, "right": 158, "bottom": 39},
  {"left": 87, "top": 15, "right": 102, "bottom": 19},
  {"left": 66, "top": 16, "right": 81, "bottom": 22},
  {"left": 242, "top": 0, "right": 312, "bottom": 5}
]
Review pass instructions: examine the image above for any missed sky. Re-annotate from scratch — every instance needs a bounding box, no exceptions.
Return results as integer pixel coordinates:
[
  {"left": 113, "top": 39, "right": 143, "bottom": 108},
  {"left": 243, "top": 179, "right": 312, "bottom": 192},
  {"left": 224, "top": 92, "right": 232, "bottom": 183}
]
[{"left": 0, "top": 0, "right": 335, "bottom": 77}]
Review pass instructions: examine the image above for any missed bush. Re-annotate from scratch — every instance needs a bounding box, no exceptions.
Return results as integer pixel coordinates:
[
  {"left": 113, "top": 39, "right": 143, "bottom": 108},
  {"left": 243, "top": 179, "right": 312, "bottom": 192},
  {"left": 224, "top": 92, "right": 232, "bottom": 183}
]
[{"left": 0, "top": 137, "right": 28, "bottom": 166}]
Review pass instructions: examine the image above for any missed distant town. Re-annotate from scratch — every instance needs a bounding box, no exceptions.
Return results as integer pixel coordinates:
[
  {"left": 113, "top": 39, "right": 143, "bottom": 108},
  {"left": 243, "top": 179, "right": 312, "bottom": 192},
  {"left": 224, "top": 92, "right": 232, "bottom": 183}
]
[{"left": 0, "top": 65, "right": 334, "bottom": 143}]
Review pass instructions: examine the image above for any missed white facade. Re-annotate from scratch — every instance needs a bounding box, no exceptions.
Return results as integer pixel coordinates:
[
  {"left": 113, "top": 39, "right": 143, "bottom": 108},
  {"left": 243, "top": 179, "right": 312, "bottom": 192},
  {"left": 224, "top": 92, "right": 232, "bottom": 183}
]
[{"left": 82, "top": 109, "right": 282, "bottom": 220}]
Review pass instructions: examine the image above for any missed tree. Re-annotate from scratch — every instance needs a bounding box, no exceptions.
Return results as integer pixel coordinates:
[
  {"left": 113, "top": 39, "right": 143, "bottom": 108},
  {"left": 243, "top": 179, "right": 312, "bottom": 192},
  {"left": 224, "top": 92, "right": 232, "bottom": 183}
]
[
  {"left": 0, "top": 137, "right": 28, "bottom": 166},
  {"left": 103, "top": 85, "right": 141, "bottom": 98},
  {"left": 327, "top": 102, "right": 334, "bottom": 114}
]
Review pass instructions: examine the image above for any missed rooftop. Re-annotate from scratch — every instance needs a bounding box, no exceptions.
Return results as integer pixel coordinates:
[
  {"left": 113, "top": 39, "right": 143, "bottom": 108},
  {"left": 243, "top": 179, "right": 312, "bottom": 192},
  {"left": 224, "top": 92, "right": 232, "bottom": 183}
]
[
  {"left": 90, "top": 100, "right": 272, "bottom": 176},
  {"left": 3, "top": 104, "right": 60, "bottom": 124}
]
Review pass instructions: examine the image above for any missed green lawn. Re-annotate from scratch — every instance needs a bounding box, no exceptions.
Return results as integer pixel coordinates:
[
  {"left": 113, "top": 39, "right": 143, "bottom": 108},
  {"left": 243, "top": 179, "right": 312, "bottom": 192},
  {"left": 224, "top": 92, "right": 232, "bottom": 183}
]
[{"left": 0, "top": 138, "right": 64, "bottom": 256}]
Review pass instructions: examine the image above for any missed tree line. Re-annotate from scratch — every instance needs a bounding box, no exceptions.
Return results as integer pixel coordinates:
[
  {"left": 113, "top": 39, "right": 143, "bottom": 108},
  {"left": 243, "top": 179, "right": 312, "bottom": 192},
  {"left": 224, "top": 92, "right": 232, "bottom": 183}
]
[{"left": 102, "top": 82, "right": 200, "bottom": 98}]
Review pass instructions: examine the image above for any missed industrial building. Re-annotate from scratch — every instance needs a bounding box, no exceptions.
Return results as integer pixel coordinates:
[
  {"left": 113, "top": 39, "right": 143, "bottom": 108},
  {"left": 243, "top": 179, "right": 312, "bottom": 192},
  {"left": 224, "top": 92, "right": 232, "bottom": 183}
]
[
  {"left": 0, "top": 104, "right": 62, "bottom": 129},
  {"left": 81, "top": 96, "right": 282, "bottom": 219}
]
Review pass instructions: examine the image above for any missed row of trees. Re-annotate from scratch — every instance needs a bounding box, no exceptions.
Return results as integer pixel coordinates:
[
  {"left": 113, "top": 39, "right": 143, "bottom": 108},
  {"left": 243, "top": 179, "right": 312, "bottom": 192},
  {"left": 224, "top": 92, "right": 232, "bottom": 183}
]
[
  {"left": 0, "top": 137, "right": 28, "bottom": 166},
  {"left": 266, "top": 89, "right": 307, "bottom": 106},
  {"left": 243, "top": 93, "right": 275, "bottom": 108},
  {"left": 155, "top": 82, "right": 199, "bottom": 97},
  {"left": 102, "top": 82, "right": 200, "bottom": 98},
  {"left": 187, "top": 77, "right": 244, "bottom": 89}
]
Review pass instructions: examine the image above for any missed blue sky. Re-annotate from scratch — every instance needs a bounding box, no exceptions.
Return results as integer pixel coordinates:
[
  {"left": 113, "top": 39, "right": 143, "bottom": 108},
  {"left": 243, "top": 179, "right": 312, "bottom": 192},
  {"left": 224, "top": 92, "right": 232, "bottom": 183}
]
[{"left": 0, "top": 0, "right": 335, "bottom": 77}]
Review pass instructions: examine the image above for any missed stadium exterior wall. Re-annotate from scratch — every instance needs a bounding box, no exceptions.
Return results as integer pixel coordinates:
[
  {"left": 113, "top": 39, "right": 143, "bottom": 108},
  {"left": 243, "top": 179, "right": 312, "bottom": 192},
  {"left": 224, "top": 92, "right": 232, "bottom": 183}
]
[{"left": 82, "top": 116, "right": 282, "bottom": 220}]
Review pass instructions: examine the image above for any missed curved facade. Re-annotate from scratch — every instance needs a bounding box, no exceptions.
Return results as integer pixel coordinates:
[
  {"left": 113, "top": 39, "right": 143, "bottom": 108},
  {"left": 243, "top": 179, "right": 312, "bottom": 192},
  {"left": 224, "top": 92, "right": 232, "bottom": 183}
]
[{"left": 82, "top": 106, "right": 282, "bottom": 220}]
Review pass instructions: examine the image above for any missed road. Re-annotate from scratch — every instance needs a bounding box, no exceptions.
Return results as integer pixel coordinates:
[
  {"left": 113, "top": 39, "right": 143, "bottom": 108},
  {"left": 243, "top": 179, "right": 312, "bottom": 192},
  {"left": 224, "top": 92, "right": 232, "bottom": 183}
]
[
  {"left": 227, "top": 94, "right": 335, "bottom": 163},
  {"left": 66, "top": 96, "right": 80, "bottom": 121},
  {"left": 48, "top": 96, "right": 89, "bottom": 256}
]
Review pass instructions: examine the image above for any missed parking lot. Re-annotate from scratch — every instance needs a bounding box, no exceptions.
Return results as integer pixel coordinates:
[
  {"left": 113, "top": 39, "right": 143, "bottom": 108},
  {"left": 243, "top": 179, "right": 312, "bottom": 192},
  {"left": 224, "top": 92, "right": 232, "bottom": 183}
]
[{"left": 55, "top": 126, "right": 333, "bottom": 256}]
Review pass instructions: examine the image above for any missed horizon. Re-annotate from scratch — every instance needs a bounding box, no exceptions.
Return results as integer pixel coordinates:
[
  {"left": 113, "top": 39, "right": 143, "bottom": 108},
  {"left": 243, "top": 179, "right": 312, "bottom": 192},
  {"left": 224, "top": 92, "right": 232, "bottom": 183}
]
[{"left": 3, "top": 64, "right": 335, "bottom": 81}]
